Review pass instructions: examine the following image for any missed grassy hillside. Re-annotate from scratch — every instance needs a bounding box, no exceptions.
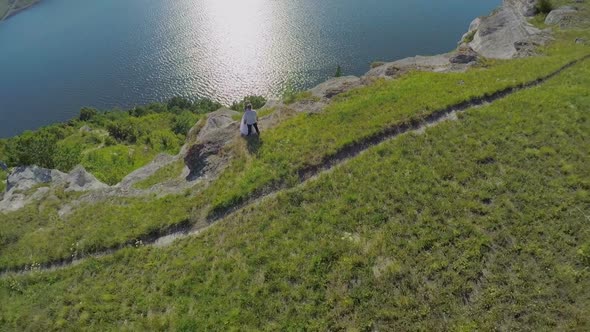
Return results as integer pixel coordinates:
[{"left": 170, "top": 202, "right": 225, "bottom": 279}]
[
  {"left": 132, "top": 159, "right": 186, "bottom": 190},
  {"left": 0, "top": 29, "right": 588, "bottom": 272},
  {"left": 1, "top": 52, "right": 589, "bottom": 330}
]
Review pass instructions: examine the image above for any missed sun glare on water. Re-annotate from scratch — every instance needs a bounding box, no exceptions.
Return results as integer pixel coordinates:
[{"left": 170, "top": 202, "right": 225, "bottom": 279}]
[
  {"left": 149, "top": 0, "right": 318, "bottom": 103},
  {"left": 180, "top": 0, "right": 284, "bottom": 100}
]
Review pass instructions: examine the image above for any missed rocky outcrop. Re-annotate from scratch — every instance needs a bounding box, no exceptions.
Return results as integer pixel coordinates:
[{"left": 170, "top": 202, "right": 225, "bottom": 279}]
[
  {"left": 0, "top": 186, "right": 50, "bottom": 212},
  {"left": 5, "top": 165, "right": 66, "bottom": 193},
  {"left": 197, "top": 108, "right": 238, "bottom": 140},
  {"left": 467, "top": 0, "right": 550, "bottom": 59},
  {"left": 514, "top": 0, "right": 539, "bottom": 17},
  {"left": 64, "top": 166, "right": 108, "bottom": 192},
  {"left": 4, "top": 165, "right": 108, "bottom": 193},
  {"left": 310, "top": 76, "right": 362, "bottom": 99},
  {"left": 364, "top": 52, "right": 474, "bottom": 79},
  {"left": 366, "top": 0, "right": 550, "bottom": 80},
  {"left": 449, "top": 46, "right": 480, "bottom": 64},
  {"left": 545, "top": 6, "right": 579, "bottom": 27},
  {"left": 0, "top": 165, "right": 109, "bottom": 212},
  {"left": 185, "top": 108, "right": 240, "bottom": 180},
  {"left": 0, "top": 166, "right": 64, "bottom": 212}
]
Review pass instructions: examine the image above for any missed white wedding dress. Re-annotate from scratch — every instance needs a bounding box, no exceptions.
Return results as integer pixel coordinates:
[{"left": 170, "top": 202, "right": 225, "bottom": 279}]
[{"left": 240, "top": 114, "right": 249, "bottom": 136}]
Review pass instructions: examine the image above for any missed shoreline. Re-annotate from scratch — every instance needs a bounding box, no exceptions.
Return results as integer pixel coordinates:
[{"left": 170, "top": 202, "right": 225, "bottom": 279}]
[{"left": 1, "top": 0, "right": 41, "bottom": 21}]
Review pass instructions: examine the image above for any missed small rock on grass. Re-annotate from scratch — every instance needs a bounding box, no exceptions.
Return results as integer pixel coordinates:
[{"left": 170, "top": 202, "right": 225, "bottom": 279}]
[{"left": 545, "top": 6, "right": 578, "bottom": 26}]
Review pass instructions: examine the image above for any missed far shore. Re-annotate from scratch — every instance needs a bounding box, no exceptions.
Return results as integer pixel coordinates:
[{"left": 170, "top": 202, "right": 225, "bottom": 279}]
[{"left": 1, "top": 0, "right": 41, "bottom": 21}]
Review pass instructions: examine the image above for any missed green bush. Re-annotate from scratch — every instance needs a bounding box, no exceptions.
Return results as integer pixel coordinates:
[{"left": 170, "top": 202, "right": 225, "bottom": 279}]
[
  {"left": 107, "top": 120, "right": 140, "bottom": 143},
  {"left": 168, "top": 106, "right": 185, "bottom": 115},
  {"left": 281, "top": 81, "right": 301, "bottom": 105},
  {"left": 168, "top": 97, "right": 223, "bottom": 114},
  {"left": 192, "top": 98, "right": 223, "bottom": 114},
  {"left": 101, "top": 109, "right": 129, "bottom": 122},
  {"left": 335, "top": 65, "right": 343, "bottom": 77},
  {"left": 79, "top": 107, "right": 98, "bottom": 121},
  {"left": 82, "top": 132, "right": 103, "bottom": 145},
  {"left": 104, "top": 136, "right": 117, "bottom": 146},
  {"left": 146, "top": 102, "right": 168, "bottom": 113},
  {"left": 0, "top": 139, "right": 7, "bottom": 161},
  {"left": 43, "top": 125, "right": 73, "bottom": 140},
  {"left": 5, "top": 130, "right": 59, "bottom": 168},
  {"left": 536, "top": 0, "right": 553, "bottom": 14},
  {"left": 172, "top": 111, "right": 198, "bottom": 135},
  {"left": 54, "top": 144, "right": 83, "bottom": 172},
  {"left": 145, "top": 130, "right": 181, "bottom": 151},
  {"left": 129, "top": 106, "right": 153, "bottom": 118},
  {"left": 167, "top": 97, "right": 193, "bottom": 110},
  {"left": 2, "top": 128, "right": 83, "bottom": 172},
  {"left": 230, "top": 95, "right": 267, "bottom": 111}
]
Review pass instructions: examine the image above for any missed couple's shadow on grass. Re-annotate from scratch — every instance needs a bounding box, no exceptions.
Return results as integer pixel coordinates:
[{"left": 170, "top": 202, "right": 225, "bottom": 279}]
[{"left": 244, "top": 135, "right": 263, "bottom": 155}]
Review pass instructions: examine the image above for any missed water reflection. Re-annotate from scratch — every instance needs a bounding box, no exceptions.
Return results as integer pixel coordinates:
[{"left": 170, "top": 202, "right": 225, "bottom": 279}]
[{"left": 200, "top": 0, "right": 279, "bottom": 99}]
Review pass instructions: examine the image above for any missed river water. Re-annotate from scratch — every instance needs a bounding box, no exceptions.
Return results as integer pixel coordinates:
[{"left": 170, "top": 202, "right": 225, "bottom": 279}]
[{"left": 0, "top": 0, "right": 498, "bottom": 137}]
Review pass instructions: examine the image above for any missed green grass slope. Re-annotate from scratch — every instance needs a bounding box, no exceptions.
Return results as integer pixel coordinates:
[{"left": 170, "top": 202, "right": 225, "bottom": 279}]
[
  {"left": 0, "top": 30, "right": 588, "bottom": 271},
  {"left": 1, "top": 45, "right": 589, "bottom": 331},
  {"left": 132, "top": 159, "right": 185, "bottom": 190}
]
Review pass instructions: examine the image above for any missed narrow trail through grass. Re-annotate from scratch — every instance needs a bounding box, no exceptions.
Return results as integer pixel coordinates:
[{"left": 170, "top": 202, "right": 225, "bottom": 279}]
[{"left": 3, "top": 54, "right": 588, "bottom": 277}]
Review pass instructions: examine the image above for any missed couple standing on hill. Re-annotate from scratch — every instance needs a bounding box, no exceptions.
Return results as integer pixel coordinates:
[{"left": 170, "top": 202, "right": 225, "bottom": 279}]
[{"left": 240, "top": 103, "right": 260, "bottom": 137}]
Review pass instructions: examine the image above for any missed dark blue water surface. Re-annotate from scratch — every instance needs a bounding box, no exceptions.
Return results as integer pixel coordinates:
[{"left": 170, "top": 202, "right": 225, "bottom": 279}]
[{"left": 0, "top": 0, "right": 498, "bottom": 137}]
